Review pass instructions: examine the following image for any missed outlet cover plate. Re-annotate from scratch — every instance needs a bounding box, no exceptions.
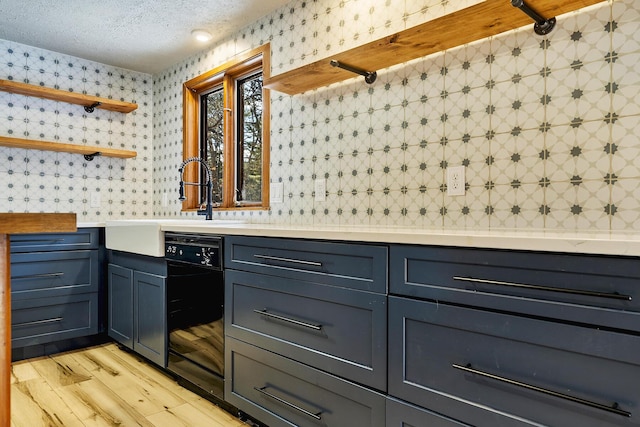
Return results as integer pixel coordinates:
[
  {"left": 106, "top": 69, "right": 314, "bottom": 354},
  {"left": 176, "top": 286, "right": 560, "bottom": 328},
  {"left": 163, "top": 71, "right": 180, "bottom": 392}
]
[{"left": 447, "top": 166, "right": 465, "bottom": 196}]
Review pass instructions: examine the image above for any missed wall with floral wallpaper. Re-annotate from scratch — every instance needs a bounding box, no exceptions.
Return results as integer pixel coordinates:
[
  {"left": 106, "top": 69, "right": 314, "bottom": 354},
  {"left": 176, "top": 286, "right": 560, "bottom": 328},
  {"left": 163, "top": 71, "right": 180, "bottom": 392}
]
[
  {"left": 153, "top": 0, "right": 640, "bottom": 233},
  {"left": 0, "top": 40, "right": 153, "bottom": 221},
  {"left": 1, "top": 0, "right": 638, "bottom": 233}
]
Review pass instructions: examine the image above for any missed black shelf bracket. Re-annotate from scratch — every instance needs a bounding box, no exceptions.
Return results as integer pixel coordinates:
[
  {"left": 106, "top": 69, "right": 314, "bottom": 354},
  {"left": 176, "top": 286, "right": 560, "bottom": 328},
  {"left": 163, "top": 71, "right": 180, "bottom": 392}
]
[
  {"left": 84, "top": 102, "right": 102, "bottom": 113},
  {"left": 511, "top": 0, "right": 556, "bottom": 35},
  {"left": 330, "top": 60, "right": 377, "bottom": 84},
  {"left": 84, "top": 152, "right": 101, "bottom": 161}
]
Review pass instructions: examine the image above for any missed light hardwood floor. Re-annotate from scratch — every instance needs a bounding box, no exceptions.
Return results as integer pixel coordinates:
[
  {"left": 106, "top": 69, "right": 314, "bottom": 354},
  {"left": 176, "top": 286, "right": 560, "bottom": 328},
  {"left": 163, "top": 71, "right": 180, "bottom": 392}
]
[{"left": 10, "top": 343, "right": 248, "bottom": 427}]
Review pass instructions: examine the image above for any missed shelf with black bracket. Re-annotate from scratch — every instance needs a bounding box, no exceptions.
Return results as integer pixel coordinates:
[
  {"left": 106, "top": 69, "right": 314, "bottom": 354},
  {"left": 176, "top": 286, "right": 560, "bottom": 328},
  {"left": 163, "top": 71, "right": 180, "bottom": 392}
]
[
  {"left": 0, "top": 135, "right": 137, "bottom": 161},
  {"left": 264, "top": 0, "right": 604, "bottom": 95}
]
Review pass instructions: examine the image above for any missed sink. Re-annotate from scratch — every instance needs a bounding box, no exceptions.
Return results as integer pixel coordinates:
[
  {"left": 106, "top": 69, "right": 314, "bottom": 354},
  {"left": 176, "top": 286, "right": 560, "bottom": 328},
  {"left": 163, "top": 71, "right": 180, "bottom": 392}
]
[{"left": 105, "top": 218, "right": 247, "bottom": 257}]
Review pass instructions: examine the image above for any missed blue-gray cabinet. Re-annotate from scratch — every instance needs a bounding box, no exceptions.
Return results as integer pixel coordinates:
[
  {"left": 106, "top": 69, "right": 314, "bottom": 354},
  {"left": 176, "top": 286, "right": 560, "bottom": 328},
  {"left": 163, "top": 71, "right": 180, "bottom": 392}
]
[
  {"left": 389, "top": 244, "right": 640, "bottom": 427},
  {"left": 10, "top": 228, "right": 102, "bottom": 351},
  {"left": 224, "top": 236, "right": 388, "bottom": 427},
  {"left": 107, "top": 251, "right": 167, "bottom": 367}
]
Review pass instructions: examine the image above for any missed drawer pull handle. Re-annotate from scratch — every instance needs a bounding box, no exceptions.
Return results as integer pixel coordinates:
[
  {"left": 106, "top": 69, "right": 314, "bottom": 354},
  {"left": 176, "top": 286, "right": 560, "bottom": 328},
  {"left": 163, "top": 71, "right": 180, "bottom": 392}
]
[
  {"left": 452, "top": 363, "right": 631, "bottom": 418},
  {"left": 453, "top": 276, "right": 632, "bottom": 301},
  {"left": 254, "top": 254, "right": 322, "bottom": 267},
  {"left": 12, "top": 272, "right": 65, "bottom": 280},
  {"left": 13, "top": 317, "right": 63, "bottom": 328},
  {"left": 13, "top": 238, "right": 66, "bottom": 244},
  {"left": 254, "top": 386, "right": 323, "bottom": 420},
  {"left": 254, "top": 309, "right": 322, "bottom": 331}
]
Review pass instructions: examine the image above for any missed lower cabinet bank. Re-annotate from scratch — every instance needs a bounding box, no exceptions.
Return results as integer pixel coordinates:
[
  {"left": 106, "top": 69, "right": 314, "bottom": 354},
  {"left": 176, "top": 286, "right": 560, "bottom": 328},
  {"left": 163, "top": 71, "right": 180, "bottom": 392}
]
[{"left": 223, "top": 236, "right": 640, "bottom": 427}]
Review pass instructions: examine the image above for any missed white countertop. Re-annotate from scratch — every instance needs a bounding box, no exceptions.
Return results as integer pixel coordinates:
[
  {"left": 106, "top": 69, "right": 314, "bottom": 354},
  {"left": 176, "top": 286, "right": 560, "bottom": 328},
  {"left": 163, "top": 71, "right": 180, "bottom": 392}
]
[{"left": 158, "top": 221, "right": 640, "bottom": 257}]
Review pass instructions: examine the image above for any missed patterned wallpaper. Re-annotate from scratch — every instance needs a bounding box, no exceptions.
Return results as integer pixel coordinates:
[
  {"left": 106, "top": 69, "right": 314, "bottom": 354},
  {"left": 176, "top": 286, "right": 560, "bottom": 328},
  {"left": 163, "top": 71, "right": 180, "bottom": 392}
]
[
  {"left": 1, "top": 0, "right": 638, "bottom": 233},
  {"left": 0, "top": 40, "right": 153, "bottom": 221},
  {"left": 154, "top": 0, "right": 640, "bottom": 233}
]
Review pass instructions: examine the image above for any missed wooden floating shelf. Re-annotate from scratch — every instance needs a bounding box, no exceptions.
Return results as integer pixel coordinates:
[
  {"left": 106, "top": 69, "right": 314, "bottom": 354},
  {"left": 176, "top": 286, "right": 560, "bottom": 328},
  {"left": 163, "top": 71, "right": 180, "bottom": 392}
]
[
  {"left": 0, "top": 135, "right": 137, "bottom": 159},
  {"left": 264, "top": 0, "right": 605, "bottom": 95},
  {"left": 0, "top": 79, "right": 137, "bottom": 113}
]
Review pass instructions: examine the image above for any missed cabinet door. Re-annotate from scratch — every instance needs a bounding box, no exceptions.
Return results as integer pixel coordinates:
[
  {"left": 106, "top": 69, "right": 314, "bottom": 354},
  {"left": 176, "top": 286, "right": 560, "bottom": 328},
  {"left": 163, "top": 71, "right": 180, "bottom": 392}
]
[
  {"left": 107, "top": 264, "right": 134, "bottom": 349},
  {"left": 134, "top": 271, "right": 166, "bottom": 367}
]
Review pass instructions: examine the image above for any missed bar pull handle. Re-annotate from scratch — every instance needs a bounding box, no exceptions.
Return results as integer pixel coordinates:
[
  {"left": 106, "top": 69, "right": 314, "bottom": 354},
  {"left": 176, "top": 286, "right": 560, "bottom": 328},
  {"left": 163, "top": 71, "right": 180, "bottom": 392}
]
[
  {"left": 13, "top": 317, "right": 63, "bottom": 328},
  {"left": 13, "top": 238, "right": 65, "bottom": 244},
  {"left": 254, "top": 309, "right": 322, "bottom": 331},
  {"left": 453, "top": 276, "right": 632, "bottom": 301},
  {"left": 453, "top": 363, "right": 631, "bottom": 418},
  {"left": 254, "top": 386, "right": 323, "bottom": 420},
  {"left": 12, "top": 272, "right": 65, "bottom": 280},
  {"left": 254, "top": 254, "right": 322, "bottom": 267}
]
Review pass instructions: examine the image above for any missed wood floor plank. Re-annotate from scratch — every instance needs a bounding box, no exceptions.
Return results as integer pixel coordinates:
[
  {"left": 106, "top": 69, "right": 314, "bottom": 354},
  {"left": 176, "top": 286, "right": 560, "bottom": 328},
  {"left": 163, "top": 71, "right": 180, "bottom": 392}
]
[
  {"left": 10, "top": 343, "right": 248, "bottom": 427},
  {"left": 11, "top": 377, "right": 84, "bottom": 427}
]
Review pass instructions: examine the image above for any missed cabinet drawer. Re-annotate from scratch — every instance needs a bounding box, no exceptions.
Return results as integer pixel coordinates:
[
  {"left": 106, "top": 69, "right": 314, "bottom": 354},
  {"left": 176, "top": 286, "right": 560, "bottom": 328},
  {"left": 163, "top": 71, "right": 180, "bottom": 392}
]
[
  {"left": 12, "top": 293, "right": 98, "bottom": 347},
  {"left": 389, "top": 296, "right": 640, "bottom": 427},
  {"left": 386, "top": 397, "right": 471, "bottom": 427},
  {"left": 11, "top": 250, "right": 99, "bottom": 300},
  {"left": 390, "top": 245, "right": 640, "bottom": 332},
  {"left": 226, "top": 270, "right": 387, "bottom": 391},
  {"left": 11, "top": 228, "right": 100, "bottom": 252},
  {"left": 225, "top": 337, "right": 385, "bottom": 427},
  {"left": 225, "top": 236, "right": 387, "bottom": 293}
]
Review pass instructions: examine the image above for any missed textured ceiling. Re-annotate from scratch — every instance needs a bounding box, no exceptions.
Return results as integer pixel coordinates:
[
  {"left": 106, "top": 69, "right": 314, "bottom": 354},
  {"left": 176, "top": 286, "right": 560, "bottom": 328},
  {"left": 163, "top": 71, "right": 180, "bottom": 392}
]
[{"left": 0, "top": 0, "right": 291, "bottom": 74}]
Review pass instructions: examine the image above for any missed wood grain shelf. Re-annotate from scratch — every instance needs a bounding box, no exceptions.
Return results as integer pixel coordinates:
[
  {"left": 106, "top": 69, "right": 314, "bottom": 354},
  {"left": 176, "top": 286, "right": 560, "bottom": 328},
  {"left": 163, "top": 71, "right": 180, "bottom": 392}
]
[
  {"left": 0, "top": 135, "right": 137, "bottom": 160},
  {"left": 0, "top": 79, "right": 137, "bottom": 113},
  {"left": 264, "top": 0, "right": 605, "bottom": 95}
]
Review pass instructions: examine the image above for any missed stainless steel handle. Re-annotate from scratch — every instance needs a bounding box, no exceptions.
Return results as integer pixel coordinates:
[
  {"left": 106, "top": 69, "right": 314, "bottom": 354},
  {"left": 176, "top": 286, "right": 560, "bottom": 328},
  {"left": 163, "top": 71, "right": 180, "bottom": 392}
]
[
  {"left": 254, "top": 309, "right": 322, "bottom": 331},
  {"left": 453, "top": 276, "right": 632, "bottom": 301},
  {"left": 453, "top": 363, "right": 631, "bottom": 418},
  {"left": 254, "top": 386, "right": 322, "bottom": 420},
  {"left": 13, "top": 317, "right": 63, "bottom": 328},
  {"left": 14, "top": 238, "right": 65, "bottom": 244},
  {"left": 12, "top": 272, "right": 65, "bottom": 280},
  {"left": 254, "top": 254, "right": 322, "bottom": 267}
]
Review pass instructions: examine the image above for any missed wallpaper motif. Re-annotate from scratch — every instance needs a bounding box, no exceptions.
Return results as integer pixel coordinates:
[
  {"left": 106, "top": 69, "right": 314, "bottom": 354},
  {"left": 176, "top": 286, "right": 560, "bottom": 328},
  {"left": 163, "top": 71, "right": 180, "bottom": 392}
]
[
  {"left": 0, "top": 41, "right": 152, "bottom": 221},
  {"left": 155, "top": 0, "right": 640, "bottom": 233}
]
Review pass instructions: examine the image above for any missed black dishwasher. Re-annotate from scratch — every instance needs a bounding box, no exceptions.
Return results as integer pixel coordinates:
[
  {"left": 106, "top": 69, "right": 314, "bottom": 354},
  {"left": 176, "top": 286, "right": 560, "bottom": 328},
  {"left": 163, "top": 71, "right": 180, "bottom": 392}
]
[{"left": 164, "top": 232, "right": 226, "bottom": 403}]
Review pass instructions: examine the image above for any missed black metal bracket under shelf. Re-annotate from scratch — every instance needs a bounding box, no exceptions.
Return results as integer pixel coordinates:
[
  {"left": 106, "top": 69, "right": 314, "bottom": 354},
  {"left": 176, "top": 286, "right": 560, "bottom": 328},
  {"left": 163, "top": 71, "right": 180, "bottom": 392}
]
[
  {"left": 330, "top": 60, "right": 377, "bottom": 84},
  {"left": 511, "top": 0, "right": 556, "bottom": 35},
  {"left": 83, "top": 152, "right": 101, "bottom": 161}
]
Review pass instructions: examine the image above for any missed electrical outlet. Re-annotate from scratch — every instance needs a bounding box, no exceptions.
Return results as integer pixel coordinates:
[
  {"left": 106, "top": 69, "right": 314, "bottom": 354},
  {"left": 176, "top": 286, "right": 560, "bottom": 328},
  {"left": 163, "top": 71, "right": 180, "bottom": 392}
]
[
  {"left": 90, "top": 192, "right": 101, "bottom": 208},
  {"left": 162, "top": 193, "right": 169, "bottom": 207},
  {"left": 314, "top": 179, "right": 326, "bottom": 202},
  {"left": 270, "top": 182, "right": 284, "bottom": 203},
  {"left": 447, "top": 166, "right": 465, "bottom": 196}
]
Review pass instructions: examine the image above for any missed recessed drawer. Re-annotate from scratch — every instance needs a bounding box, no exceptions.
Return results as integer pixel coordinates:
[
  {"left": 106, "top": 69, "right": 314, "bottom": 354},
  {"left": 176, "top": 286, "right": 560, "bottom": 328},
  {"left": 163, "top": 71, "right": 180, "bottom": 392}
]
[
  {"left": 226, "top": 270, "right": 387, "bottom": 391},
  {"left": 390, "top": 245, "right": 640, "bottom": 332},
  {"left": 11, "top": 228, "right": 100, "bottom": 252},
  {"left": 12, "top": 293, "right": 98, "bottom": 347},
  {"left": 388, "top": 296, "right": 640, "bottom": 427},
  {"left": 225, "top": 236, "right": 387, "bottom": 293},
  {"left": 11, "top": 250, "right": 99, "bottom": 300},
  {"left": 225, "top": 337, "right": 386, "bottom": 427}
]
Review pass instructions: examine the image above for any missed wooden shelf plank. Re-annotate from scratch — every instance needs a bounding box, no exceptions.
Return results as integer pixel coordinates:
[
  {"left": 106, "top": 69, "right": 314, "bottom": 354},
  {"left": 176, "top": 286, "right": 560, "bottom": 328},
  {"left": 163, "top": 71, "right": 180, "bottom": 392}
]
[
  {"left": 0, "top": 135, "right": 137, "bottom": 159},
  {"left": 0, "top": 79, "right": 137, "bottom": 113},
  {"left": 264, "top": 0, "right": 605, "bottom": 95}
]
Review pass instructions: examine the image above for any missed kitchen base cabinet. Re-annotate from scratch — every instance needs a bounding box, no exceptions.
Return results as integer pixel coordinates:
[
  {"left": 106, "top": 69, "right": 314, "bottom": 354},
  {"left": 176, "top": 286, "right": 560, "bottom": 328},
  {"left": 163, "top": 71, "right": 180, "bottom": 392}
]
[
  {"left": 107, "top": 251, "right": 167, "bottom": 367},
  {"left": 388, "top": 296, "right": 640, "bottom": 427},
  {"left": 10, "top": 228, "right": 103, "bottom": 355},
  {"left": 226, "top": 337, "right": 386, "bottom": 427}
]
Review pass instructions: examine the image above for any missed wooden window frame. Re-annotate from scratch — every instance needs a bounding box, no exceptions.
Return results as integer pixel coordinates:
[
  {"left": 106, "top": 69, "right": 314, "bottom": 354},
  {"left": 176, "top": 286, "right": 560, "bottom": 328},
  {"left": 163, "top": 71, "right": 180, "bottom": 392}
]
[{"left": 182, "top": 44, "right": 270, "bottom": 212}]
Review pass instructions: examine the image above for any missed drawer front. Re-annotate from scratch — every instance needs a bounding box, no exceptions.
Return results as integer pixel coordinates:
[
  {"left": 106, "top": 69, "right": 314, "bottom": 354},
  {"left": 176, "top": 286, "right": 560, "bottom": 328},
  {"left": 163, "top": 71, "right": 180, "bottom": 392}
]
[
  {"left": 226, "top": 270, "right": 387, "bottom": 391},
  {"left": 386, "top": 397, "right": 472, "bottom": 427},
  {"left": 11, "top": 250, "right": 99, "bottom": 300},
  {"left": 390, "top": 245, "right": 640, "bottom": 332},
  {"left": 389, "top": 296, "right": 640, "bottom": 427},
  {"left": 11, "top": 228, "right": 100, "bottom": 252},
  {"left": 225, "top": 236, "right": 387, "bottom": 293},
  {"left": 12, "top": 293, "right": 98, "bottom": 347},
  {"left": 225, "top": 337, "right": 385, "bottom": 427}
]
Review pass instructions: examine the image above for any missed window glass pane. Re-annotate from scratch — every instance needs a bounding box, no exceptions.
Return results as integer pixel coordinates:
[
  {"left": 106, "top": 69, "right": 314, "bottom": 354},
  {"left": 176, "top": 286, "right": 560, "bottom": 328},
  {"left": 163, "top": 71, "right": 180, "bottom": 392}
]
[
  {"left": 201, "top": 87, "right": 224, "bottom": 205},
  {"left": 236, "top": 72, "right": 263, "bottom": 203}
]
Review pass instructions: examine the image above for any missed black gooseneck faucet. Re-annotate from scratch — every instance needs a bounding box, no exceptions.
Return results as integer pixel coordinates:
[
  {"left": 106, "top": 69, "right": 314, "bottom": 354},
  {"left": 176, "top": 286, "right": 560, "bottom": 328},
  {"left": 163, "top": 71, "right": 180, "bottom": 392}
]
[{"left": 178, "top": 157, "right": 213, "bottom": 220}]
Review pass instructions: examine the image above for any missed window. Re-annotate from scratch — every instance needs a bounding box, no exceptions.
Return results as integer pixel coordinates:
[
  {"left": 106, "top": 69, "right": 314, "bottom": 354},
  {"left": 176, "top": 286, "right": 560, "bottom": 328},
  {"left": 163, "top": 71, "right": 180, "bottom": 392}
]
[{"left": 182, "top": 44, "right": 270, "bottom": 211}]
